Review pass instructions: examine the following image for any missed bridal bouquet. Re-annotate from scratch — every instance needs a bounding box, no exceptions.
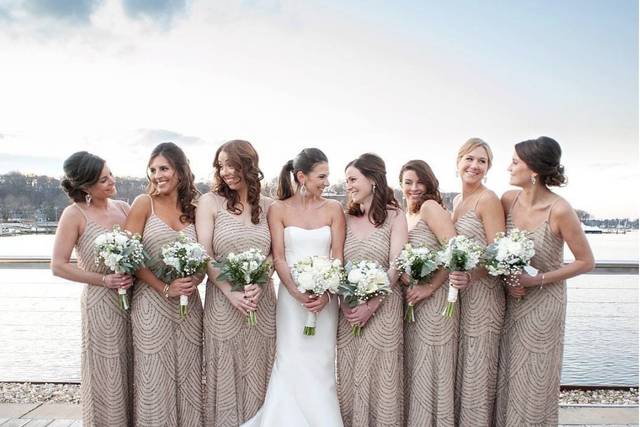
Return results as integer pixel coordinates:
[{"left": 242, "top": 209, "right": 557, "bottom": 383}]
[
  {"left": 483, "top": 229, "right": 535, "bottom": 287},
  {"left": 160, "top": 233, "right": 210, "bottom": 319},
  {"left": 394, "top": 243, "right": 442, "bottom": 322},
  {"left": 339, "top": 260, "right": 391, "bottom": 336},
  {"left": 214, "top": 248, "right": 272, "bottom": 326},
  {"left": 94, "top": 225, "right": 146, "bottom": 311},
  {"left": 291, "top": 256, "right": 343, "bottom": 336},
  {"left": 438, "top": 235, "right": 484, "bottom": 317}
]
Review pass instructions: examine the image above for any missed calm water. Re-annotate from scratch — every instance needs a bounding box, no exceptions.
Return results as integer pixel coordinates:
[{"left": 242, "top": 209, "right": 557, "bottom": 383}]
[{"left": 0, "top": 232, "right": 637, "bottom": 385}]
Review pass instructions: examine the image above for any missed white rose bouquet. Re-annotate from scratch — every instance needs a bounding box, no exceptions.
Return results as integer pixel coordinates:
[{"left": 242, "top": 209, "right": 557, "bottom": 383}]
[
  {"left": 94, "top": 225, "right": 146, "bottom": 311},
  {"left": 291, "top": 256, "right": 343, "bottom": 336},
  {"left": 483, "top": 229, "right": 535, "bottom": 287},
  {"left": 438, "top": 235, "right": 484, "bottom": 317},
  {"left": 160, "top": 233, "right": 210, "bottom": 319},
  {"left": 394, "top": 243, "right": 442, "bottom": 322},
  {"left": 214, "top": 248, "right": 272, "bottom": 326},
  {"left": 338, "top": 260, "right": 392, "bottom": 336}
]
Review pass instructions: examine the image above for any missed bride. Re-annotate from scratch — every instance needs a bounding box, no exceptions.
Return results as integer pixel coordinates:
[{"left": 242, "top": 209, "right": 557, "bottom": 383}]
[{"left": 242, "top": 148, "right": 346, "bottom": 427}]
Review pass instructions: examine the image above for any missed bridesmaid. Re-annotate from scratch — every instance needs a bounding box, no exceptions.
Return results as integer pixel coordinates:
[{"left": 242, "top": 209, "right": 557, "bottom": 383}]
[
  {"left": 125, "top": 142, "right": 203, "bottom": 426},
  {"left": 51, "top": 152, "right": 133, "bottom": 426},
  {"left": 450, "top": 138, "right": 505, "bottom": 426},
  {"left": 337, "top": 153, "right": 408, "bottom": 427},
  {"left": 494, "top": 137, "right": 594, "bottom": 426},
  {"left": 196, "top": 140, "right": 276, "bottom": 426},
  {"left": 399, "top": 160, "right": 457, "bottom": 427}
]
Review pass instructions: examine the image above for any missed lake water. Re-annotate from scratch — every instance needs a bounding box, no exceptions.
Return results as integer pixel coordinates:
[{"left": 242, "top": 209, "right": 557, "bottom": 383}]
[{"left": 0, "top": 232, "right": 637, "bottom": 385}]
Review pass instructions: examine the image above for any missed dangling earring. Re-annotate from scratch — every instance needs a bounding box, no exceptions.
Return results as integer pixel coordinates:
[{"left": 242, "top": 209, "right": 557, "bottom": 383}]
[
  {"left": 300, "top": 184, "right": 307, "bottom": 198},
  {"left": 530, "top": 175, "right": 537, "bottom": 185},
  {"left": 372, "top": 183, "right": 376, "bottom": 192},
  {"left": 85, "top": 193, "right": 92, "bottom": 205}
]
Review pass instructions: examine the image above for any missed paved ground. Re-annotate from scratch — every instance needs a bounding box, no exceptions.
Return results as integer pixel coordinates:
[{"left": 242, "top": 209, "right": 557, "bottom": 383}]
[{"left": 0, "top": 403, "right": 637, "bottom": 426}]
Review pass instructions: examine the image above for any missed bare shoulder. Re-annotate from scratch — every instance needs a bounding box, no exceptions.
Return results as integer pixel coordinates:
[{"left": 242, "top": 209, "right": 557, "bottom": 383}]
[
  {"left": 267, "top": 199, "right": 287, "bottom": 219},
  {"left": 388, "top": 207, "right": 407, "bottom": 226},
  {"left": 500, "top": 190, "right": 520, "bottom": 211},
  {"left": 325, "top": 198, "right": 344, "bottom": 213},
  {"left": 198, "top": 192, "right": 219, "bottom": 210},
  {"left": 261, "top": 195, "right": 275, "bottom": 212},
  {"left": 59, "top": 204, "right": 84, "bottom": 226},
  {"left": 420, "top": 199, "right": 447, "bottom": 216},
  {"left": 130, "top": 194, "right": 152, "bottom": 214},
  {"left": 551, "top": 196, "right": 575, "bottom": 219},
  {"left": 113, "top": 199, "right": 130, "bottom": 213}
]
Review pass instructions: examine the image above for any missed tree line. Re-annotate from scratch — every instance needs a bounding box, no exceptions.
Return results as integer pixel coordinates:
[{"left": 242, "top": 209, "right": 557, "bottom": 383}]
[{"left": 0, "top": 172, "right": 635, "bottom": 229}]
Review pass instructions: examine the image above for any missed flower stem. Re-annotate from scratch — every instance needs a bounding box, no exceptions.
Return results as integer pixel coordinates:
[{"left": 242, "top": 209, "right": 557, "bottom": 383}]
[
  {"left": 304, "top": 326, "right": 316, "bottom": 336},
  {"left": 405, "top": 303, "right": 415, "bottom": 322}
]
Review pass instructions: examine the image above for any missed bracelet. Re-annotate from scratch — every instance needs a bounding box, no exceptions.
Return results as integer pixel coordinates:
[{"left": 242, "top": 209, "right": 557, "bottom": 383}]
[
  {"left": 163, "top": 283, "right": 170, "bottom": 299},
  {"left": 539, "top": 273, "right": 545, "bottom": 289}
]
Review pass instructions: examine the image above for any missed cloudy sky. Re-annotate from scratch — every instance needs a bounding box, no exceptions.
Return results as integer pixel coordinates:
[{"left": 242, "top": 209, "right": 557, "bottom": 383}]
[{"left": 0, "top": 0, "right": 637, "bottom": 218}]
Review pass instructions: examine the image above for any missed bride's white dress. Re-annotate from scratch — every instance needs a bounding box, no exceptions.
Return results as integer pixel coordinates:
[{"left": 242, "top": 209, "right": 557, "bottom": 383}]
[{"left": 241, "top": 226, "right": 344, "bottom": 427}]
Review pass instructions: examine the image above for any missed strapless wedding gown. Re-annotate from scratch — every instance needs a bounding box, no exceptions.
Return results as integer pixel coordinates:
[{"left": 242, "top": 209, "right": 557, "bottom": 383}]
[{"left": 241, "top": 226, "right": 344, "bottom": 427}]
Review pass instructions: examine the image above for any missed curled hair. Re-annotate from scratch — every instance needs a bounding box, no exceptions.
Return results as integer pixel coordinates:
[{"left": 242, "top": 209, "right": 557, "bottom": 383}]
[
  {"left": 515, "top": 136, "right": 567, "bottom": 187},
  {"left": 399, "top": 160, "right": 443, "bottom": 214},
  {"left": 60, "top": 151, "right": 106, "bottom": 203},
  {"left": 213, "top": 140, "right": 264, "bottom": 224},
  {"left": 277, "top": 148, "right": 328, "bottom": 200},
  {"left": 346, "top": 153, "right": 400, "bottom": 227},
  {"left": 457, "top": 138, "right": 494, "bottom": 169},
  {"left": 146, "top": 142, "right": 199, "bottom": 224}
]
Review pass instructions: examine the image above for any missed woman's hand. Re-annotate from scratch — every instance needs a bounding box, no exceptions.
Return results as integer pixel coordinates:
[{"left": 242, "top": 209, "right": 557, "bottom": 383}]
[
  {"left": 449, "top": 271, "right": 471, "bottom": 290},
  {"left": 406, "top": 283, "right": 435, "bottom": 306},
  {"left": 400, "top": 273, "right": 413, "bottom": 286},
  {"left": 168, "top": 277, "right": 198, "bottom": 298},
  {"left": 304, "top": 292, "right": 330, "bottom": 313},
  {"left": 507, "top": 285, "right": 527, "bottom": 299},
  {"left": 517, "top": 272, "right": 543, "bottom": 288},
  {"left": 344, "top": 299, "right": 380, "bottom": 328},
  {"left": 223, "top": 288, "right": 258, "bottom": 316},
  {"left": 103, "top": 273, "right": 134, "bottom": 290},
  {"left": 244, "top": 283, "right": 263, "bottom": 305}
]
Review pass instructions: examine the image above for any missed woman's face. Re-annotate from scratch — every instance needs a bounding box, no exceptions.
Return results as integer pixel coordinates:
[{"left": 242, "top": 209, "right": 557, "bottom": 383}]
[
  {"left": 457, "top": 146, "right": 490, "bottom": 185},
  {"left": 217, "top": 150, "right": 245, "bottom": 192},
  {"left": 345, "top": 165, "right": 373, "bottom": 205},
  {"left": 401, "top": 169, "right": 426, "bottom": 210},
  {"left": 149, "top": 154, "right": 179, "bottom": 195},
  {"left": 299, "top": 161, "right": 330, "bottom": 197},
  {"left": 87, "top": 163, "right": 116, "bottom": 200},
  {"left": 507, "top": 149, "right": 534, "bottom": 187}
]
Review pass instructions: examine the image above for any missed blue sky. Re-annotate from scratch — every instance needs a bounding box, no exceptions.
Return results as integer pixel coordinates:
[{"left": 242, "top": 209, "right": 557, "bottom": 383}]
[{"left": 0, "top": 0, "right": 637, "bottom": 218}]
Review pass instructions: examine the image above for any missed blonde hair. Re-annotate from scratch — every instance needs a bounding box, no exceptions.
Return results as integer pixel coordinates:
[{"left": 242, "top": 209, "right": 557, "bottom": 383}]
[{"left": 456, "top": 138, "right": 493, "bottom": 169}]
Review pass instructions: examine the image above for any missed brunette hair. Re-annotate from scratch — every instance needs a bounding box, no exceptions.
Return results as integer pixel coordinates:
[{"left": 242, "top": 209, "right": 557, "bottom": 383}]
[
  {"left": 457, "top": 138, "right": 494, "bottom": 169},
  {"left": 515, "top": 136, "right": 567, "bottom": 187},
  {"left": 346, "top": 153, "right": 400, "bottom": 227},
  {"left": 213, "top": 140, "right": 264, "bottom": 224},
  {"left": 146, "top": 142, "right": 199, "bottom": 224},
  {"left": 60, "top": 151, "right": 106, "bottom": 202},
  {"left": 277, "top": 148, "right": 328, "bottom": 200},
  {"left": 399, "top": 160, "right": 443, "bottom": 214}
]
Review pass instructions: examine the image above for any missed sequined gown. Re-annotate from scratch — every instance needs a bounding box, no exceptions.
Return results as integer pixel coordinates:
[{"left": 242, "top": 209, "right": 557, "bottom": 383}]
[
  {"left": 131, "top": 200, "right": 203, "bottom": 426},
  {"left": 75, "top": 204, "right": 133, "bottom": 426},
  {"left": 404, "top": 220, "right": 457, "bottom": 427},
  {"left": 454, "top": 210, "right": 505, "bottom": 426},
  {"left": 337, "top": 215, "right": 404, "bottom": 427},
  {"left": 204, "top": 199, "right": 276, "bottom": 427},
  {"left": 494, "top": 195, "right": 566, "bottom": 426}
]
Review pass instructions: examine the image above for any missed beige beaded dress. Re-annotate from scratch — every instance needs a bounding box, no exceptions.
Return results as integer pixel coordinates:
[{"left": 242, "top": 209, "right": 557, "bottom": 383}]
[
  {"left": 494, "top": 194, "right": 566, "bottom": 426},
  {"left": 337, "top": 214, "right": 404, "bottom": 427},
  {"left": 404, "top": 220, "right": 457, "bottom": 427},
  {"left": 204, "top": 198, "right": 276, "bottom": 427},
  {"left": 454, "top": 202, "right": 505, "bottom": 427},
  {"left": 75, "top": 204, "right": 133, "bottom": 426},
  {"left": 131, "top": 198, "right": 203, "bottom": 427}
]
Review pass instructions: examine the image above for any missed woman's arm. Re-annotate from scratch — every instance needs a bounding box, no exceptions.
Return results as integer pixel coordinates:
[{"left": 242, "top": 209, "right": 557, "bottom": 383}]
[
  {"left": 329, "top": 200, "right": 346, "bottom": 262},
  {"left": 478, "top": 190, "right": 506, "bottom": 244},
  {"left": 421, "top": 200, "right": 456, "bottom": 291},
  {"left": 387, "top": 209, "right": 409, "bottom": 284},
  {"left": 519, "top": 199, "right": 594, "bottom": 287}
]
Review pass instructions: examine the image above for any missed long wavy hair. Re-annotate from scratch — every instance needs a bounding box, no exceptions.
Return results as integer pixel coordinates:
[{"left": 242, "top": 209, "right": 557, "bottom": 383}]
[
  {"left": 346, "top": 153, "right": 400, "bottom": 227},
  {"left": 399, "top": 159, "right": 443, "bottom": 214},
  {"left": 146, "top": 142, "right": 199, "bottom": 224},
  {"left": 213, "top": 140, "right": 264, "bottom": 224}
]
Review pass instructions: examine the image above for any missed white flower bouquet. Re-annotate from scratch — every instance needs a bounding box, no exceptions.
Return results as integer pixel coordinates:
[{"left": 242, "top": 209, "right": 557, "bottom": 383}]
[
  {"left": 214, "top": 248, "right": 272, "bottom": 326},
  {"left": 338, "top": 260, "right": 392, "bottom": 336},
  {"left": 394, "top": 243, "right": 442, "bottom": 322},
  {"left": 483, "top": 229, "right": 535, "bottom": 287},
  {"left": 291, "top": 256, "right": 343, "bottom": 336},
  {"left": 438, "top": 235, "right": 484, "bottom": 317},
  {"left": 94, "top": 225, "right": 146, "bottom": 310},
  {"left": 160, "top": 233, "right": 210, "bottom": 319}
]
